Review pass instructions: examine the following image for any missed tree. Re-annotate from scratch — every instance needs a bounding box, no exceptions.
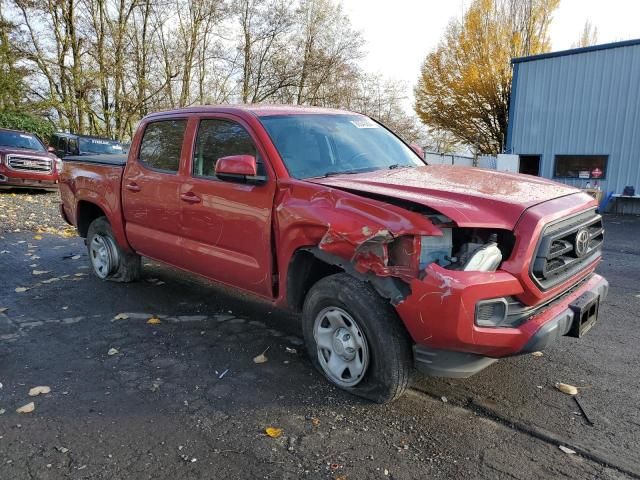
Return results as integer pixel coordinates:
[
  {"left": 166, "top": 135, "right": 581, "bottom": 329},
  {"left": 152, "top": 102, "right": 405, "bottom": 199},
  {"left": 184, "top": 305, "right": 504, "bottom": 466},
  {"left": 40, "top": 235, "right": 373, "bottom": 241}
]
[
  {"left": 0, "top": 4, "right": 25, "bottom": 111},
  {"left": 572, "top": 20, "right": 598, "bottom": 48},
  {"left": 414, "top": 0, "right": 559, "bottom": 154}
]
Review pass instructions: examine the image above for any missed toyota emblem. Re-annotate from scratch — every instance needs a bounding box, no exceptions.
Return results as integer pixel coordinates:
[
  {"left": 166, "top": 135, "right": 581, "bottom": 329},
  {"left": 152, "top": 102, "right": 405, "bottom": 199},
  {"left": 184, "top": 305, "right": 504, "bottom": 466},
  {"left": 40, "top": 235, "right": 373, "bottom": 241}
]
[{"left": 574, "top": 228, "right": 590, "bottom": 257}]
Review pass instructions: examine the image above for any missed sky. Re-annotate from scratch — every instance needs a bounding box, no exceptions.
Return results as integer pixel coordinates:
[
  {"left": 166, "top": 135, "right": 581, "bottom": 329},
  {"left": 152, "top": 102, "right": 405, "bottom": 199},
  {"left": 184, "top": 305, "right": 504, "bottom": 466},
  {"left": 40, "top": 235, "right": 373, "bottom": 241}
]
[{"left": 341, "top": 0, "right": 640, "bottom": 112}]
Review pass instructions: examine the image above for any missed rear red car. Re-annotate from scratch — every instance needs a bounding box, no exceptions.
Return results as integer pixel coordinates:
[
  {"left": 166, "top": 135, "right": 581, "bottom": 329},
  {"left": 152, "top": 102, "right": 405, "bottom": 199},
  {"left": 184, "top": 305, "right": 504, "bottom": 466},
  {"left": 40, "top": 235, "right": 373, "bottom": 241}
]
[{"left": 0, "top": 128, "right": 59, "bottom": 190}]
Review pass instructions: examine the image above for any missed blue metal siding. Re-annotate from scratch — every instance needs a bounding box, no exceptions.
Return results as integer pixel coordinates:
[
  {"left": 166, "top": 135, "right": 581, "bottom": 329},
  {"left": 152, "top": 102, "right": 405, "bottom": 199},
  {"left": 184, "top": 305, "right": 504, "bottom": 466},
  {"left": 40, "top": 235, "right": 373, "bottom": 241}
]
[{"left": 509, "top": 42, "right": 640, "bottom": 213}]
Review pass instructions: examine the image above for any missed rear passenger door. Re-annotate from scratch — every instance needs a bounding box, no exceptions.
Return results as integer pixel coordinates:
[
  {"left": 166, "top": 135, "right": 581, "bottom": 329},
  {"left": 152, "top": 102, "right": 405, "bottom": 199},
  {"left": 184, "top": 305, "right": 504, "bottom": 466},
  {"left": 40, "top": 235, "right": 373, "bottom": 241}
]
[
  {"left": 179, "top": 115, "right": 276, "bottom": 298},
  {"left": 122, "top": 118, "right": 189, "bottom": 266}
]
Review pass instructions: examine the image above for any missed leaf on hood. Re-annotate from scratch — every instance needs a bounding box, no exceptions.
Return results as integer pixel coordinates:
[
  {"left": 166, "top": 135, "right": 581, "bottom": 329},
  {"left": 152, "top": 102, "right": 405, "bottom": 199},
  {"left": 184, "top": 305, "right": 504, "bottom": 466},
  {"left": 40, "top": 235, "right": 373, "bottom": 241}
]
[
  {"left": 147, "top": 317, "right": 161, "bottom": 325},
  {"left": 264, "top": 427, "right": 283, "bottom": 438},
  {"left": 113, "top": 313, "right": 129, "bottom": 320},
  {"left": 41, "top": 278, "right": 60, "bottom": 284},
  {"left": 15, "top": 287, "right": 29, "bottom": 293},
  {"left": 71, "top": 255, "right": 81, "bottom": 260},
  {"left": 32, "top": 270, "right": 49, "bottom": 275},
  {"left": 0, "top": 307, "right": 7, "bottom": 314},
  {"left": 33, "top": 235, "right": 43, "bottom": 240}
]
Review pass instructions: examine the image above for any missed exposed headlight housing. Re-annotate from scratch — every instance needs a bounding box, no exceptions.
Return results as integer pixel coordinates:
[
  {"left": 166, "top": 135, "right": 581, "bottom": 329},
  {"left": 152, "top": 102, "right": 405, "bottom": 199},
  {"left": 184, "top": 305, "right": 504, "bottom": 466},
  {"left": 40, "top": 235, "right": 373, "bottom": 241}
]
[{"left": 419, "top": 229, "right": 452, "bottom": 269}]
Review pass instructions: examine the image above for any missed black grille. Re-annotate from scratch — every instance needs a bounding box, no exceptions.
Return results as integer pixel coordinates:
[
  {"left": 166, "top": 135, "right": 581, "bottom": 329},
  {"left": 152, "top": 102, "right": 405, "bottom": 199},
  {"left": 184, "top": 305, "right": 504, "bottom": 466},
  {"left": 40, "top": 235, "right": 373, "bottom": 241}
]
[
  {"left": 7, "top": 155, "right": 52, "bottom": 173},
  {"left": 531, "top": 209, "right": 603, "bottom": 290}
]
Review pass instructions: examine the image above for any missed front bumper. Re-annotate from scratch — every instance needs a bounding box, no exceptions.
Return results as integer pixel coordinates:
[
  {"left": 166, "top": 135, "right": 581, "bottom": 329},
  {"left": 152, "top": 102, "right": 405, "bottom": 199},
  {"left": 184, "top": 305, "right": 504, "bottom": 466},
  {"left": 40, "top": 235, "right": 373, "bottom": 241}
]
[
  {"left": 395, "top": 262, "right": 608, "bottom": 377},
  {"left": 0, "top": 166, "right": 58, "bottom": 190}
]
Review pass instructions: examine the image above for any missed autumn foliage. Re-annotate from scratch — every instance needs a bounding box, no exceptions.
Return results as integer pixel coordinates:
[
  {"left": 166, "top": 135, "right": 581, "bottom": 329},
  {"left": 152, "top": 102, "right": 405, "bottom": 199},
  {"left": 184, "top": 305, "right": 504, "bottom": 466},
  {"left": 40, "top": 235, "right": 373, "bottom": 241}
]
[{"left": 415, "top": 0, "right": 559, "bottom": 154}]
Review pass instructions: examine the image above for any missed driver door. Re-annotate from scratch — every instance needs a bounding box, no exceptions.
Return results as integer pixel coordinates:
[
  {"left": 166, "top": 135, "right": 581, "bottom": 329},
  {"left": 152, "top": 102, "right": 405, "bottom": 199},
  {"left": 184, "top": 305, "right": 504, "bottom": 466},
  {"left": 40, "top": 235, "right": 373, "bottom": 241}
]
[{"left": 179, "top": 115, "right": 276, "bottom": 298}]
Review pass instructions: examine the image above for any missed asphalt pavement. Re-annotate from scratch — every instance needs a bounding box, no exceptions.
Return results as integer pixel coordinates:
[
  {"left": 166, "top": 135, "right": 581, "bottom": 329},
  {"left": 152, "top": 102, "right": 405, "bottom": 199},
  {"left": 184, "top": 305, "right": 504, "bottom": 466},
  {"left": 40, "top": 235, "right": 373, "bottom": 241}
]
[{"left": 0, "top": 190, "right": 638, "bottom": 479}]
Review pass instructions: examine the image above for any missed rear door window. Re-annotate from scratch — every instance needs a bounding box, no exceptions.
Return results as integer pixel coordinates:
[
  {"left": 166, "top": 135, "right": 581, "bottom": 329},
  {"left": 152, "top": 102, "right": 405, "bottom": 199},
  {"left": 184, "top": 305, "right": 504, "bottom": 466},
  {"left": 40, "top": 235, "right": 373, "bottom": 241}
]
[{"left": 139, "top": 120, "right": 187, "bottom": 173}]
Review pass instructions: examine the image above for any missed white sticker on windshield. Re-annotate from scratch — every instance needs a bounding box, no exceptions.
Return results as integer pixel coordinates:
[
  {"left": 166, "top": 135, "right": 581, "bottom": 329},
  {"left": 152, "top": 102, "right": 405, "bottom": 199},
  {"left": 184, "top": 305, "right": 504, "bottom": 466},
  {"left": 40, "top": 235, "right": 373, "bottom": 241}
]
[
  {"left": 91, "top": 139, "right": 110, "bottom": 145},
  {"left": 112, "top": 145, "right": 123, "bottom": 150},
  {"left": 350, "top": 118, "right": 379, "bottom": 129}
]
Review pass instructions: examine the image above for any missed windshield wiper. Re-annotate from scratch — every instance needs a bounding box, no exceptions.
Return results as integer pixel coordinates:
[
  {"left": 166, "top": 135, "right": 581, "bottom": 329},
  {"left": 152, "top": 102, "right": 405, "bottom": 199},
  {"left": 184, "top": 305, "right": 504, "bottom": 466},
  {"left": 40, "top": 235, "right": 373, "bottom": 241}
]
[
  {"left": 388, "top": 164, "right": 414, "bottom": 170},
  {"left": 322, "top": 170, "right": 364, "bottom": 178}
]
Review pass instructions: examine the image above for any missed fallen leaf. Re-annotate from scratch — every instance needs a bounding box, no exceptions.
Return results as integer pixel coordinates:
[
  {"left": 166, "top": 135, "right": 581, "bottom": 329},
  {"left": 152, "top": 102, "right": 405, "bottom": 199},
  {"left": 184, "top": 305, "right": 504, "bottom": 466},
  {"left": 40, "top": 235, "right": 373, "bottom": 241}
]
[
  {"left": 311, "top": 418, "right": 320, "bottom": 427},
  {"left": 71, "top": 255, "right": 80, "bottom": 260},
  {"left": 113, "top": 313, "right": 129, "bottom": 320},
  {"left": 253, "top": 346, "right": 270, "bottom": 364},
  {"left": 265, "top": 427, "right": 283, "bottom": 438},
  {"left": 147, "top": 317, "right": 161, "bottom": 325},
  {"left": 28, "top": 386, "right": 51, "bottom": 396},
  {"left": 555, "top": 383, "right": 578, "bottom": 395},
  {"left": 56, "top": 446, "right": 69, "bottom": 453},
  {"left": 32, "top": 270, "right": 49, "bottom": 275},
  {"left": 285, "top": 347, "right": 297, "bottom": 354},
  {"left": 15, "top": 287, "right": 29, "bottom": 293},
  {"left": 74, "top": 273, "right": 86, "bottom": 277},
  {"left": 559, "top": 445, "right": 576, "bottom": 454},
  {"left": 33, "top": 235, "right": 43, "bottom": 240},
  {"left": 107, "top": 348, "right": 119, "bottom": 356},
  {"left": 531, "top": 351, "right": 544, "bottom": 357},
  {"left": 253, "top": 353, "right": 268, "bottom": 364},
  {"left": 16, "top": 402, "right": 35, "bottom": 413}
]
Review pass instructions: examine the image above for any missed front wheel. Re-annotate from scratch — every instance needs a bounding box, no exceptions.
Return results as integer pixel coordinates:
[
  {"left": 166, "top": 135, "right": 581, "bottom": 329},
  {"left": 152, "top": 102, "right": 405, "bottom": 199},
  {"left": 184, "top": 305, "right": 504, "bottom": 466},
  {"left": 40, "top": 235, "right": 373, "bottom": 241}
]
[
  {"left": 86, "top": 217, "right": 141, "bottom": 282},
  {"left": 302, "top": 273, "right": 412, "bottom": 403}
]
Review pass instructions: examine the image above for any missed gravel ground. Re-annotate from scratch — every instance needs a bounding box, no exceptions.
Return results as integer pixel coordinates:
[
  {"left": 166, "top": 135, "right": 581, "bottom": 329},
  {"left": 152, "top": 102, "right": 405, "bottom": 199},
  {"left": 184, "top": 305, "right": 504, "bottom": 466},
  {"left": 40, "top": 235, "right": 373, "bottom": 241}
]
[
  {"left": 0, "top": 189, "right": 71, "bottom": 235},
  {"left": 0, "top": 188, "right": 638, "bottom": 479}
]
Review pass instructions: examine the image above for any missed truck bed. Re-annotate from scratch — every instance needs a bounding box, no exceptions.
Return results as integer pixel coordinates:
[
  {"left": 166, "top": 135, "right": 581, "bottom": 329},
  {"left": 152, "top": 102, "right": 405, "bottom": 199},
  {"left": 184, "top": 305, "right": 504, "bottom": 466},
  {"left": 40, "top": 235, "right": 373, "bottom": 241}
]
[{"left": 62, "top": 154, "right": 127, "bottom": 166}]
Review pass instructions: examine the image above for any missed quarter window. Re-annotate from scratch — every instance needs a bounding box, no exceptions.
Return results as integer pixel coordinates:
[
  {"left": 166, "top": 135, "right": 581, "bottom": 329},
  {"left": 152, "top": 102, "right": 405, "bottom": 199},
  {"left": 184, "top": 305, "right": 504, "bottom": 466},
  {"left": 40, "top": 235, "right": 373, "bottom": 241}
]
[
  {"left": 554, "top": 155, "right": 607, "bottom": 179},
  {"left": 193, "top": 119, "right": 261, "bottom": 178},
  {"left": 139, "top": 120, "right": 187, "bottom": 172}
]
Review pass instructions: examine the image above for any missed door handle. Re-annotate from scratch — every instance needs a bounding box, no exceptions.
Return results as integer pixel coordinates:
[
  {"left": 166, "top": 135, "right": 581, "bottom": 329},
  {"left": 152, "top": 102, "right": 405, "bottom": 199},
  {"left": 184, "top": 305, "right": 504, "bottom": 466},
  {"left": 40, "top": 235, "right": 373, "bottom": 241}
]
[
  {"left": 180, "top": 192, "right": 201, "bottom": 204},
  {"left": 125, "top": 182, "right": 141, "bottom": 192}
]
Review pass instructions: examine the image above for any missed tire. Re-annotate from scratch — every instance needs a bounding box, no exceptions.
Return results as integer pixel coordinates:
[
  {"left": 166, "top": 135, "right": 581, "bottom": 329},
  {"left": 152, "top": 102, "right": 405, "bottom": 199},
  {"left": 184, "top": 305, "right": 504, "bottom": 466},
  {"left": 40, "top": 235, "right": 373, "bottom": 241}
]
[
  {"left": 302, "top": 273, "right": 412, "bottom": 403},
  {"left": 86, "top": 216, "right": 141, "bottom": 282}
]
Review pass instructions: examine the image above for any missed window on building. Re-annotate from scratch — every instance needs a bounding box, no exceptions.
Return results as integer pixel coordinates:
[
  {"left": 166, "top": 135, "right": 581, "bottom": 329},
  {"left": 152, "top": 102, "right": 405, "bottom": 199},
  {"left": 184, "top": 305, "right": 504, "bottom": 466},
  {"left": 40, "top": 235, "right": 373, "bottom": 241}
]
[
  {"left": 193, "top": 119, "right": 262, "bottom": 178},
  {"left": 139, "top": 120, "right": 187, "bottom": 172},
  {"left": 553, "top": 155, "right": 608, "bottom": 179}
]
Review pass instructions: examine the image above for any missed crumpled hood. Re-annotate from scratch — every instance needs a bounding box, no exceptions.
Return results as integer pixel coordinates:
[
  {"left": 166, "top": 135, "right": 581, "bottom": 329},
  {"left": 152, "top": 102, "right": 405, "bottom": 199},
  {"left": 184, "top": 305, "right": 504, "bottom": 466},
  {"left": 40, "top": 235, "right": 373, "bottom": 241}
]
[{"left": 309, "top": 165, "right": 582, "bottom": 230}]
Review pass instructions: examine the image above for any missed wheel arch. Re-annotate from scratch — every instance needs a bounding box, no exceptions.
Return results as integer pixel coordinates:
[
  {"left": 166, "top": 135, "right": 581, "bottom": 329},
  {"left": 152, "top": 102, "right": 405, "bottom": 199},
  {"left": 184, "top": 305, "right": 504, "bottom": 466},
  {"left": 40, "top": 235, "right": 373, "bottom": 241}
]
[{"left": 286, "top": 248, "right": 343, "bottom": 312}]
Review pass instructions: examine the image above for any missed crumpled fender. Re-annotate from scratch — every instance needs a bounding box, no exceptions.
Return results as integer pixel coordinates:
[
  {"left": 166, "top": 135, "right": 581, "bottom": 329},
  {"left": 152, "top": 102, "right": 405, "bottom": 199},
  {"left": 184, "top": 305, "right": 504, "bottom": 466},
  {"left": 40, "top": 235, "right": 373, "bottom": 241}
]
[{"left": 274, "top": 179, "right": 443, "bottom": 304}]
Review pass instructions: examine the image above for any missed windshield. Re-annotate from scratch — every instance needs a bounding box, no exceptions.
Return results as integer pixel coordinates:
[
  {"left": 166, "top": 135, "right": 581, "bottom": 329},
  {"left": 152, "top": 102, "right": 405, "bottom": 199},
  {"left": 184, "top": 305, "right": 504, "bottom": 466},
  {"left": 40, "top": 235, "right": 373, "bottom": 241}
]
[
  {"left": 0, "top": 131, "right": 45, "bottom": 152},
  {"left": 78, "top": 137, "right": 124, "bottom": 155},
  {"left": 259, "top": 114, "right": 424, "bottom": 179}
]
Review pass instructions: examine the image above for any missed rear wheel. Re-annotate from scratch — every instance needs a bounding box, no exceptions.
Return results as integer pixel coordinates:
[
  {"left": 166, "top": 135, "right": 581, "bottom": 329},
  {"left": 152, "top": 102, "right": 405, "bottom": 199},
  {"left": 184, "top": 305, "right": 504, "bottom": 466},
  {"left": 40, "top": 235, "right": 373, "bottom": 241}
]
[
  {"left": 86, "top": 217, "right": 141, "bottom": 282},
  {"left": 302, "top": 273, "right": 412, "bottom": 403}
]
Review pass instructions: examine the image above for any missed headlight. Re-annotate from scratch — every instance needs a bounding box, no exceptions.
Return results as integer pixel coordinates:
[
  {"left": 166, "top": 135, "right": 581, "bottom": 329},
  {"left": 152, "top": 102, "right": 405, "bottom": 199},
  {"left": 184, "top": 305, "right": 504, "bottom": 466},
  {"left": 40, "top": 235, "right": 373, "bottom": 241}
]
[{"left": 54, "top": 157, "right": 63, "bottom": 173}]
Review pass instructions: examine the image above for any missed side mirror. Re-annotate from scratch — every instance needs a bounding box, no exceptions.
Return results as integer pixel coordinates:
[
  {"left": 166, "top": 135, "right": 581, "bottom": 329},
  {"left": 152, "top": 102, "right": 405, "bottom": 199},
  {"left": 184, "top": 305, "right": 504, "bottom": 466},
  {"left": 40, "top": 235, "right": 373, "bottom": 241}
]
[
  {"left": 214, "top": 155, "right": 265, "bottom": 184},
  {"left": 47, "top": 146, "right": 56, "bottom": 153}
]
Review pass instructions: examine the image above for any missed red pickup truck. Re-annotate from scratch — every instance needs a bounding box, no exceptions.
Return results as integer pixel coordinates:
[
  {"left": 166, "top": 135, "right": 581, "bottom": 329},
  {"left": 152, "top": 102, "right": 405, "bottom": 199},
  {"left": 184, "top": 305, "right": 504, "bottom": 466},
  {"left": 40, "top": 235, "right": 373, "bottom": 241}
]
[
  {"left": 59, "top": 105, "right": 608, "bottom": 403},
  {"left": 0, "top": 128, "right": 60, "bottom": 190}
]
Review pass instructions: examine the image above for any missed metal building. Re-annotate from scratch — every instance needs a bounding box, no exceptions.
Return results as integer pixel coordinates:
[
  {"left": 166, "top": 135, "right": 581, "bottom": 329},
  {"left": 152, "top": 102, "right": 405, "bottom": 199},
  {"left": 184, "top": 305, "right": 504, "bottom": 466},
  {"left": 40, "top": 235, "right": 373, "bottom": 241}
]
[{"left": 506, "top": 39, "right": 640, "bottom": 212}]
